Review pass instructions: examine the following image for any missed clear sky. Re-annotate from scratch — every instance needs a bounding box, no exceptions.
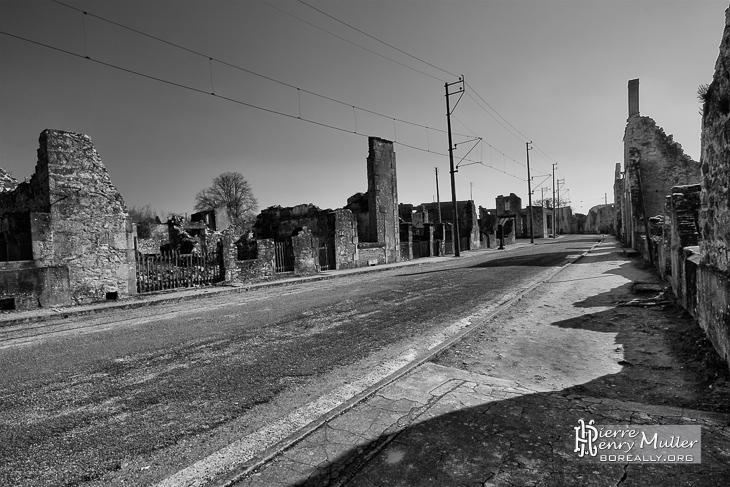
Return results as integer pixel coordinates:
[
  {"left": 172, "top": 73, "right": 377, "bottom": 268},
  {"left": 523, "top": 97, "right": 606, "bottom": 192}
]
[{"left": 1, "top": 0, "right": 727, "bottom": 217}]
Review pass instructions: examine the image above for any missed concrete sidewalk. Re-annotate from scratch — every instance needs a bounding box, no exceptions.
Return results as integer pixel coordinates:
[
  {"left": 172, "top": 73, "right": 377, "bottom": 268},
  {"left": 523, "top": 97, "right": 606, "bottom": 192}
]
[
  {"left": 218, "top": 238, "right": 730, "bottom": 487},
  {"left": 0, "top": 243, "right": 533, "bottom": 328}
]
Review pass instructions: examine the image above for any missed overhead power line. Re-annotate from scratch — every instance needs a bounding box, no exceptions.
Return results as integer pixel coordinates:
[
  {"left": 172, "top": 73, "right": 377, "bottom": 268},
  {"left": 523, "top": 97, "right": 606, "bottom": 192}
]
[
  {"left": 1, "top": 30, "right": 525, "bottom": 179},
  {"left": 288, "top": 0, "right": 567, "bottom": 174},
  {"left": 258, "top": 0, "right": 446, "bottom": 82},
  {"left": 297, "top": 0, "right": 458, "bottom": 80},
  {"left": 288, "top": 0, "right": 551, "bottom": 169},
  {"left": 50, "top": 0, "right": 459, "bottom": 138},
  {"left": 7, "top": 4, "right": 528, "bottom": 182}
]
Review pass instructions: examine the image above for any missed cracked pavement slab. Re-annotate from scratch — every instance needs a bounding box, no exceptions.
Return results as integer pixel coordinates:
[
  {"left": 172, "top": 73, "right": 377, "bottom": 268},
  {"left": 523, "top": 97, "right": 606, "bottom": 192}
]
[
  {"left": 238, "top": 363, "right": 730, "bottom": 487},
  {"left": 233, "top": 239, "right": 730, "bottom": 486}
]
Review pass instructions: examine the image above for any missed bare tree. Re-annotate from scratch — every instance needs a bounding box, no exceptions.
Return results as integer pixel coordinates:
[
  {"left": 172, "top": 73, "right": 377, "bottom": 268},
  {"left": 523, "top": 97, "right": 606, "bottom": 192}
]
[
  {"left": 194, "top": 172, "right": 258, "bottom": 226},
  {"left": 532, "top": 197, "right": 566, "bottom": 209},
  {"left": 128, "top": 204, "right": 163, "bottom": 238}
]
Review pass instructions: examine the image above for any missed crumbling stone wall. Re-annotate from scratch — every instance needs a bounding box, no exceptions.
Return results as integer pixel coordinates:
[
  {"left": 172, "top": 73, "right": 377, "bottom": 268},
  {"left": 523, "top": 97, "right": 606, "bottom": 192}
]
[
  {"left": 254, "top": 204, "right": 356, "bottom": 271},
  {"left": 292, "top": 227, "right": 318, "bottom": 275},
  {"left": 698, "top": 8, "right": 730, "bottom": 367},
  {"left": 345, "top": 192, "right": 369, "bottom": 243},
  {"left": 234, "top": 240, "right": 275, "bottom": 283},
  {"left": 0, "top": 129, "right": 135, "bottom": 306},
  {"left": 0, "top": 168, "right": 18, "bottom": 192},
  {"left": 613, "top": 163, "right": 624, "bottom": 242},
  {"left": 254, "top": 204, "right": 326, "bottom": 241},
  {"left": 522, "top": 205, "right": 547, "bottom": 238},
  {"left": 0, "top": 261, "right": 70, "bottom": 309},
  {"left": 668, "top": 185, "right": 701, "bottom": 308},
  {"left": 621, "top": 82, "right": 700, "bottom": 255},
  {"left": 420, "top": 200, "right": 479, "bottom": 248},
  {"left": 135, "top": 223, "right": 169, "bottom": 255},
  {"left": 366, "top": 137, "right": 400, "bottom": 263},
  {"left": 333, "top": 209, "right": 358, "bottom": 269},
  {"left": 554, "top": 207, "right": 573, "bottom": 235},
  {"left": 496, "top": 193, "right": 522, "bottom": 216},
  {"left": 586, "top": 204, "right": 616, "bottom": 234},
  {"left": 357, "top": 242, "right": 386, "bottom": 266}
]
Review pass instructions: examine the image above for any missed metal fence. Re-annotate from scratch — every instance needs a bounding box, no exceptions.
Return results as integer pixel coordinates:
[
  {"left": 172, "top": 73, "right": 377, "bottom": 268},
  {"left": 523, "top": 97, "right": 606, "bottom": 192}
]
[
  {"left": 275, "top": 240, "right": 294, "bottom": 273},
  {"left": 136, "top": 250, "right": 221, "bottom": 293},
  {"left": 319, "top": 241, "right": 336, "bottom": 271}
]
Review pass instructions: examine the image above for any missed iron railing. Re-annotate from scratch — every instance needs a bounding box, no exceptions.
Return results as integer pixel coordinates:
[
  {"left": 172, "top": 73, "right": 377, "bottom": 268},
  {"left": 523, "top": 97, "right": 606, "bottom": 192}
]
[{"left": 136, "top": 250, "right": 221, "bottom": 293}]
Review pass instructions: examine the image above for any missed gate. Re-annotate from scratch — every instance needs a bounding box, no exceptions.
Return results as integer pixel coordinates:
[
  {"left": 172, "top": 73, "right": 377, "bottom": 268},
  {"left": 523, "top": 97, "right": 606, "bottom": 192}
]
[
  {"left": 275, "top": 240, "right": 294, "bottom": 273},
  {"left": 400, "top": 242, "right": 411, "bottom": 261},
  {"left": 412, "top": 240, "right": 429, "bottom": 259},
  {"left": 412, "top": 240, "right": 422, "bottom": 259},
  {"left": 136, "top": 249, "right": 221, "bottom": 293},
  {"left": 318, "top": 240, "right": 336, "bottom": 271}
]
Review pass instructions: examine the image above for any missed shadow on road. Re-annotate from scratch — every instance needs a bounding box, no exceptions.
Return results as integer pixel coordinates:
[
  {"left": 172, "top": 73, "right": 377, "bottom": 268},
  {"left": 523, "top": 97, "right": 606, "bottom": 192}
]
[{"left": 280, "top": 245, "right": 730, "bottom": 487}]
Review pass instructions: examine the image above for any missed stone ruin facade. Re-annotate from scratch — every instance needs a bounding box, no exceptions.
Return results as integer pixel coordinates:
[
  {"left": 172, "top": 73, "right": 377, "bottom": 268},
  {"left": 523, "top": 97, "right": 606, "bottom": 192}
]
[
  {"left": 0, "top": 129, "right": 136, "bottom": 309},
  {"left": 616, "top": 78, "right": 701, "bottom": 260},
  {"left": 494, "top": 193, "right": 558, "bottom": 240},
  {"left": 0, "top": 167, "right": 18, "bottom": 192},
  {"left": 252, "top": 203, "right": 358, "bottom": 273},
  {"left": 220, "top": 136, "right": 398, "bottom": 283},
  {"left": 586, "top": 204, "right": 616, "bottom": 234},
  {"left": 350, "top": 137, "right": 401, "bottom": 265},
  {"left": 610, "top": 18, "right": 730, "bottom": 369},
  {"left": 697, "top": 9, "right": 730, "bottom": 367}
]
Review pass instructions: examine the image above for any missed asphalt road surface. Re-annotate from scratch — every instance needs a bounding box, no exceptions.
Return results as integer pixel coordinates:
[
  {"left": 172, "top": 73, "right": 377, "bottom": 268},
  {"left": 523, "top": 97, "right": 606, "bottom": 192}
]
[{"left": 0, "top": 235, "right": 599, "bottom": 486}]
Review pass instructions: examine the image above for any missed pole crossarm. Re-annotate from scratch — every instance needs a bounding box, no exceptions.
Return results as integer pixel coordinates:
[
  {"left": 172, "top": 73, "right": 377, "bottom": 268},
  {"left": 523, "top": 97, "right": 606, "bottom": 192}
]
[{"left": 455, "top": 138, "right": 482, "bottom": 169}]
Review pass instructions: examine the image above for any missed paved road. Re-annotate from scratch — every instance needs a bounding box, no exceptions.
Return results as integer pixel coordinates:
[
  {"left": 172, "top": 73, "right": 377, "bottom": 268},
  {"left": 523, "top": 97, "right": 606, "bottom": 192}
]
[{"left": 0, "top": 235, "right": 598, "bottom": 486}]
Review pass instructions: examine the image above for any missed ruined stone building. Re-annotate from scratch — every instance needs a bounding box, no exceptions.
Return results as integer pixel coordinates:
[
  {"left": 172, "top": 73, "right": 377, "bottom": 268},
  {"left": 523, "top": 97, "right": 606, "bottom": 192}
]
[
  {"left": 615, "top": 79, "right": 701, "bottom": 259},
  {"left": 586, "top": 204, "right": 616, "bottom": 234},
  {"left": 418, "top": 200, "right": 480, "bottom": 250},
  {"left": 228, "top": 136, "right": 397, "bottom": 280},
  {"left": 697, "top": 10, "right": 730, "bottom": 367},
  {"left": 0, "top": 129, "right": 136, "bottom": 309},
  {"left": 494, "top": 193, "right": 557, "bottom": 240},
  {"left": 0, "top": 168, "right": 18, "bottom": 192},
  {"left": 609, "top": 13, "right": 730, "bottom": 370},
  {"left": 358, "top": 137, "right": 400, "bottom": 264},
  {"left": 253, "top": 203, "right": 358, "bottom": 272}
]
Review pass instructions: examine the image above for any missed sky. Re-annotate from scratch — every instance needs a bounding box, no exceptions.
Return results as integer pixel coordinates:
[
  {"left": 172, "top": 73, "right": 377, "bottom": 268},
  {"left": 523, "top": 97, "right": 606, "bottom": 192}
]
[{"left": 1, "top": 0, "right": 727, "bottom": 218}]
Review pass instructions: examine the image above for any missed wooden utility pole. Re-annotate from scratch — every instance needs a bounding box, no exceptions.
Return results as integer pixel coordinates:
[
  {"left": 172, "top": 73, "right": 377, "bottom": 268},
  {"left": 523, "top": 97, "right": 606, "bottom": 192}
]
[
  {"left": 526, "top": 142, "right": 534, "bottom": 244},
  {"left": 435, "top": 167, "right": 442, "bottom": 223},
  {"left": 552, "top": 163, "right": 557, "bottom": 237},
  {"left": 445, "top": 77, "right": 464, "bottom": 257},
  {"left": 556, "top": 178, "right": 564, "bottom": 234}
]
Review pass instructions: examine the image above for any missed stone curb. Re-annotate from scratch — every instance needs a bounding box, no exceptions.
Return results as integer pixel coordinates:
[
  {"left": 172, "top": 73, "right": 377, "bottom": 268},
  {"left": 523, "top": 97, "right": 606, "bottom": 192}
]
[
  {"left": 205, "top": 236, "right": 606, "bottom": 487},
  {"left": 0, "top": 244, "right": 534, "bottom": 329}
]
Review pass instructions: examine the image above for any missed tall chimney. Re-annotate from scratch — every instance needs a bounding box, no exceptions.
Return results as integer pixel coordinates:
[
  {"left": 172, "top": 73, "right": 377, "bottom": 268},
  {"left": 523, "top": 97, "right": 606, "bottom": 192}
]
[{"left": 628, "top": 78, "right": 639, "bottom": 117}]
